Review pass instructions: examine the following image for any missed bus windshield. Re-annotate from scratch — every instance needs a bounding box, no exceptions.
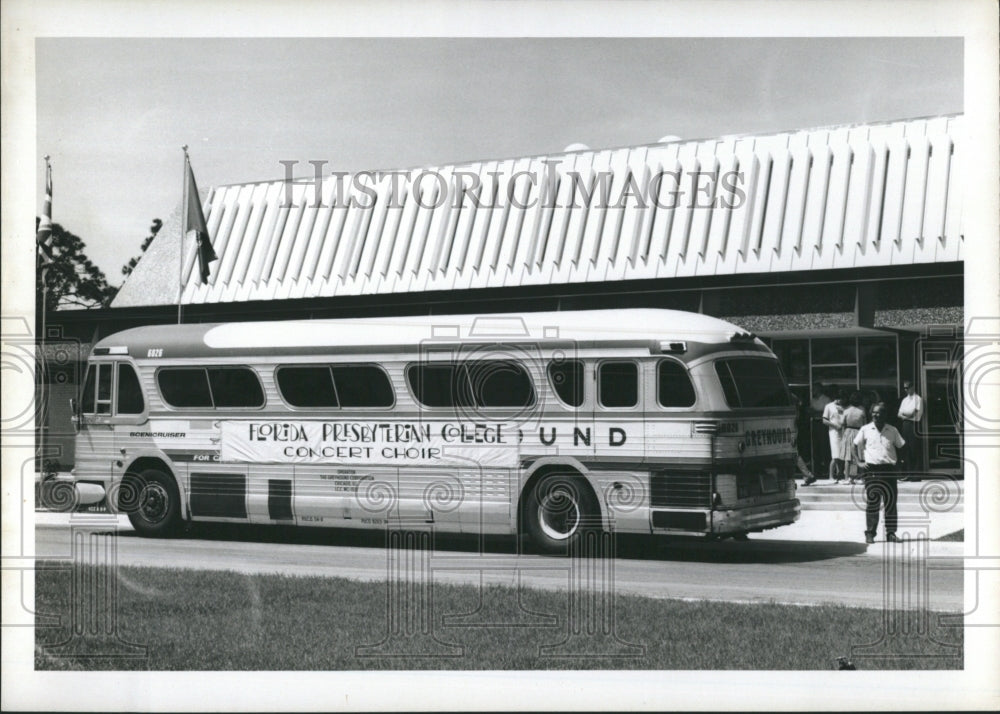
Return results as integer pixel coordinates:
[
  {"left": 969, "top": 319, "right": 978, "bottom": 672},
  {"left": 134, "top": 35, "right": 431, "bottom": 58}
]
[{"left": 714, "top": 357, "right": 792, "bottom": 408}]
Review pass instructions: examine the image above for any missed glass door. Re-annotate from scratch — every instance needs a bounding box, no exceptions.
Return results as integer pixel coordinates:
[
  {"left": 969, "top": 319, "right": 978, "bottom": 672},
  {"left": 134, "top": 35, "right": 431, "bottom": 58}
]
[{"left": 922, "top": 364, "right": 962, "bottom": 472}]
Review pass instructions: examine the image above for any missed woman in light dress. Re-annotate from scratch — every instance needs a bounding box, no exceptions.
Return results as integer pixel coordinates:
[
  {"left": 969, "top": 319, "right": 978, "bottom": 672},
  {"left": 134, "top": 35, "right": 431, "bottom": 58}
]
[
  {"left": 839, "top": 391, "right": 867, "bottom": 484},
  {"left": 823, "top": 390, "right": 846, "bottom": 481}
]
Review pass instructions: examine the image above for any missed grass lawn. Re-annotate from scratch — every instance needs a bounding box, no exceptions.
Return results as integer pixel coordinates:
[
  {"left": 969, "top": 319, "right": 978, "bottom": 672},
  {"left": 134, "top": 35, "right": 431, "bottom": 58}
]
[{"left": 34, "top": 562, "right": 962, "bottom": 671}]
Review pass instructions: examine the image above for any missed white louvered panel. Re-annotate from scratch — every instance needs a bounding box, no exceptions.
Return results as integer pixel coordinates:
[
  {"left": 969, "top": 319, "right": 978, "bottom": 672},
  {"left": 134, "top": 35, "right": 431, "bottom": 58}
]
[
  {"left": 587, "top": 150, "right": 627, "bottom": 282},
  {"left": 404, "top": 170, "right": 442, "bottom": 283},
  {"left": 469, "top": 161, "right": 512, "bottom": 290},
  {"left": 288, "top": 274, "right": 311, "bottom": 299},
  {"left": 478, "top": 159, "right": 519, "bottom": 286},
  {"left": 274, "top": 275, "right": 296, "bottom": 300},
  {"left": 453, "top": 168, "right": 495, "bottom": 291},
  {"left": 539, "top": 155, "right": 579, "bottom": 282},
  {"left": 940, "top": 130, "right": 963, "bottom": 262},
  {"left": 220, "top": 184, "right": 261, "bottom": 286},
  {"left": 522, "top": 157, "right": 558, "bottom": 277},
  {"left": 714, "top": 147, "right": 757, "bottom": 276},
  {"left": 244, "top": 182, "right": 284, "bottom": 285},
  {"left": 879, "top": 137, "right": 910, "bottom": 251},
  {"left": 604, "top": 149, "right": 647, "bottom": 281},
  {"left": 900, "top": 135, "right": 931, "bottom": 259},
  {"left": 390, "top": 175, "right": 425, "bottom": 279},
  {"left": 284, "top": 187, "right": 321, "bottom": 283},
  {"left": 426, "top": 168, "right": 457, "bottom": 278},
  {"left": 854, "top": 134, "right": 889, "bottom": 267},
  {"left": 232, "top": 280, "right": 252, "bottom": 302},
  {"left": 780, "top": 146, "right": 813, "bottom": 272},
  {"left": 357, "top": 175, "right": 392, "bottom": 281},
  {"left": 449, "top": 166, "right": 484, "bottom": 282},
  {"left": 734, "top": 147, "right": 769, "bottom": 271},
  {"left": 335, "top": 174, "right": 374, "bottom": 282},
  {"left": 267, "top": 187, "right": 307, "bottom": 283},
  {"left": 230, "top": 183, "right": 272, "bottom": 286},
  {"left": 840, "top": 138, "right": 873, "bottom": 267},
  {"left": 673, "top": 147, "right": 705, "bottom": 274},
  {"left": 206, "top": 185, "right": 245, "bottom": 286},
  {"left": 824, "top": 142, "right": 855, "bottom": 270},
  {"left": 566, "top": 163, "right": 598, "bottom": 272},
  {"left": 442, "top": 167, "right": 479, "bottom": 280},
  {"left": 463, "top": 163, "right": 500, "bottom": 280},
  {"left": 924, "top": 134, "right": 953, "bottom": 249},
  {"left": 758, "top": 145, "right": 790, "bottom": 272},
  {"left": 550, "top": 159, "right": 594, "bottom": 285},
  {"left": 799, "top": 142, "right": 831, "bottom": 265},
  {"left": 576, "top": 151, "right": 612, "bottom": 281},
  {"left": 374, "top": 178, "right": 410, "bottom": 280},
  {"left": 315, "top": 200, "right": 351, "bottom": 282},
  {"left": 702, "top": 151, "right": 738, "bottom": 277},
  {"left": 688, "top": 152, "right": 720, "bottom": 276},
  {"left": 504, "top": 159, "right": 542, "bottom": 286},
  {"left": 258, "top": 185, "right": 297, "bottom": 283}
]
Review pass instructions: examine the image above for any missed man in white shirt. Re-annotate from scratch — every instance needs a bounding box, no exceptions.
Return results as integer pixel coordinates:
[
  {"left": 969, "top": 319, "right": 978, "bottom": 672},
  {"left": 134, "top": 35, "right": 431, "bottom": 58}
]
[
  {"left": 897, "top": 380, "right": 924, "bottom": 478},
  {"left": 853, "top": 403, "right": 905, "bottom": 544}
]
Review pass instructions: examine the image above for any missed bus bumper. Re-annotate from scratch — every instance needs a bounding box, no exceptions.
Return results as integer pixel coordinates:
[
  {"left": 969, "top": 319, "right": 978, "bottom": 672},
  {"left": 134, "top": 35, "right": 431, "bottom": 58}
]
[{"left": 712, "top": 498, "right": 800, "bottom": 534}]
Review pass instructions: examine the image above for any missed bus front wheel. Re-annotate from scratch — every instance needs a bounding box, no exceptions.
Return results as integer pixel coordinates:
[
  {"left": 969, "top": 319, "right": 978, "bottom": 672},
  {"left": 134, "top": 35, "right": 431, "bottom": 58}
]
[
  {"left": 523, "top": 474, "right": 599, "bottom": 555},
  {"left": 123, "top": 469, "right": 180, "bottom": 537}
]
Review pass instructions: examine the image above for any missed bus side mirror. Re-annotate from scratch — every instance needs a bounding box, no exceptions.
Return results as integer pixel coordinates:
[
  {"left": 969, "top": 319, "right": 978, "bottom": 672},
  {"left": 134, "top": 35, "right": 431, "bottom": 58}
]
[{"left": 69, "top": 398, "right": 80, "bottom": 432}]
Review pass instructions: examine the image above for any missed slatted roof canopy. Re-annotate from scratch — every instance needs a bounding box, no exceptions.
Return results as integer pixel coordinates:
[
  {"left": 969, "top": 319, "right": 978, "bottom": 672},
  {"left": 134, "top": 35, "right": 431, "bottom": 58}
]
[{"left": 112, "top": 114, "right": 964, "bottom": 308}]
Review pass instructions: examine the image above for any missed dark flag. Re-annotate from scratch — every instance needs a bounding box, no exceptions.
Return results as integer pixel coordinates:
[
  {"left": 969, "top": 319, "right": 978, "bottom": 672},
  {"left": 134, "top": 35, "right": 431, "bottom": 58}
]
[
  {"left": 184, "top": 159, "right": 216, "bottom": 283},
  {"left": 36, "top": 157, "right": 54, "bottom": 265}
]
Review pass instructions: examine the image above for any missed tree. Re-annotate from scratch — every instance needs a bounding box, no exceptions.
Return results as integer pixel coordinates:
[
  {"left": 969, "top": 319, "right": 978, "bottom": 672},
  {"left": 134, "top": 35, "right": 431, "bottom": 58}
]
[
  {"left": 36, "top": 220, "right": 118, "bottom": 311},
  {"left": 121, "top": 218, "right": 162, "bottom": 279}
]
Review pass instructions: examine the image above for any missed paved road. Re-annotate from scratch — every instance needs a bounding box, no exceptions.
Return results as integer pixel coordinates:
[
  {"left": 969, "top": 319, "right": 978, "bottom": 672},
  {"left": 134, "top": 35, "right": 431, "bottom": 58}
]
[{"left": 34, "top": 515, "right": 963, "bottom": 611}]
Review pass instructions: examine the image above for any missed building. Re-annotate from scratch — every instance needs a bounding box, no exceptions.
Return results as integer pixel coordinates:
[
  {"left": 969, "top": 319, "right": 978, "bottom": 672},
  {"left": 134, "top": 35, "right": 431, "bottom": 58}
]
[{"left": 46, "top": 114, "right": 965, "bottom": 474}]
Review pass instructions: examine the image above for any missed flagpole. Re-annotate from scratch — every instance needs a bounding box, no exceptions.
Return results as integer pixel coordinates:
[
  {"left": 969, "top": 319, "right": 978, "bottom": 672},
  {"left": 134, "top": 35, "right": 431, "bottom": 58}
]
[{"left": 179, "top": 145, "right": 188, "bottom": 325}]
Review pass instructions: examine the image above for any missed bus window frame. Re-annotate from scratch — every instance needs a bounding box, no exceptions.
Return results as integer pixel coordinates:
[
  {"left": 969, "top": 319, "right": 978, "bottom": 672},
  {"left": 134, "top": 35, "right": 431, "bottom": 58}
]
[
  {"left": 546, "top": 358, "right": 586, "bottom": 409},
  {"left": 596, "top": 358, "right": 642, "bottom": 411},
  {"left": 80, "top": 359, "right": 148, "bottom": 423},
  {"left": 655, "top": 356, "right": 698, "bottom": 411},
  {"left": 274, "top": 362, "right": 397, "bottom": 411},
  {"left": 404, "top": 360, "right": 538, "bottom": 412},
  {"left": 154, "top": 364, "right": 266, "bottom": 411}
]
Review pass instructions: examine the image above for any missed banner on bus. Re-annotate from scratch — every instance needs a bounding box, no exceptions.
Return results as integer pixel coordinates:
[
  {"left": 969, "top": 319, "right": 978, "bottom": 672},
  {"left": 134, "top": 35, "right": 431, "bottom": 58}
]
[{"left": 219, "top": 420, "right": 519, "bottom": 467}]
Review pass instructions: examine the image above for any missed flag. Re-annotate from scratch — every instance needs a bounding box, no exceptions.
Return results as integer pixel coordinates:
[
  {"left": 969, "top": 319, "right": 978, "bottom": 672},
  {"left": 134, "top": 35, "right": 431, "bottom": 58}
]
[
  {"left": 36, "top": 158, "right": 54, "bottom": 265},
  {"left": 184, "top": 159, "right": 216, "bottom": 283}
]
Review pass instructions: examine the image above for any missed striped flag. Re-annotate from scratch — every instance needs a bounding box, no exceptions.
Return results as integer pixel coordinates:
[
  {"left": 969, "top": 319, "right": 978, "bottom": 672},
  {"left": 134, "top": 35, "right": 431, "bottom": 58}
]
[
  {"left": 184, "top": 158, "right": 216, "bottom": 283},
  {"left": 36, "top": 157, "right": 54, "bottom": 264}
]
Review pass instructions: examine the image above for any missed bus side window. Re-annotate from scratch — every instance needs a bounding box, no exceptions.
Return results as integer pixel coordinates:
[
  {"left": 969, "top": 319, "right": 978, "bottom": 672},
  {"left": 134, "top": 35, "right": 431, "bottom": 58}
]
[
  {"left": 548, "top": 359, "right": 584, "bottom": 407},
  {"left": 158, "top": 368, "right": 213, "bottom": 408},
  {"left": 81, "top": 364, "right": 96, "bottom": 413},
  {"left": 598, "top": 361, "right": 638, "bottom": 408},
  {"left": 657, "top": 359, "right": 696, "bottom": 408},
  {"left": 407, "top": 364, "right": 474, "bottom": 408},
  {"left": 468, "top": 360, "right": 535, "bottom": 408},
  {"left": 207, "top": 367, "right": 265, "bottom": 408},
  {"left": 117, "top": 363, "right": 145, "bottom": 414},
  {"left": 331, "top": 365, "right": 394, "bottom": 408},
  {"left": 276, "top": 366, "right": 338, "bottom": 407},
  {"left": 96, "top": 364, "right": 112, "bottom": 414}
]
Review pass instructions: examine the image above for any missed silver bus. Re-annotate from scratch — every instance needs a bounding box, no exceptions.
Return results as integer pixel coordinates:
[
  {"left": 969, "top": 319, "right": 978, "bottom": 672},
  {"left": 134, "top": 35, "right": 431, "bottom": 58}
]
[{"left": 70, "top": 309, "right": 800, "bottom": 552}]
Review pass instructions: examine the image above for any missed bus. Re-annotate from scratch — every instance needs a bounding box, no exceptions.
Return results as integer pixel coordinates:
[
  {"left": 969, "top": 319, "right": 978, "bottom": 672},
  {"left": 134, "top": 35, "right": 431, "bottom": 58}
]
[{"left": 69, "top": 309, "right": 800, "bottom": 552}]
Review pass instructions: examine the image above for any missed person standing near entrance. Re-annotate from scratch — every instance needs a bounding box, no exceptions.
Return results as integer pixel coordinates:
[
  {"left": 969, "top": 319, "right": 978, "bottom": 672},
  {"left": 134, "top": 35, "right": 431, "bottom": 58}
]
[
  {"left": 840, "top": 391, "right": 866, "bottom": 484},
  {"left": 823, "top": 389, "right": 846, "bottom": 482},
  {"left": 853, "top": 403, "right": 905, "bottom": 544},
  {"left": 897, "top": 379, "right": 924, "bottom": 479},
  {"left": 809, "top": 382, "right": 832, "bottom": 483}
]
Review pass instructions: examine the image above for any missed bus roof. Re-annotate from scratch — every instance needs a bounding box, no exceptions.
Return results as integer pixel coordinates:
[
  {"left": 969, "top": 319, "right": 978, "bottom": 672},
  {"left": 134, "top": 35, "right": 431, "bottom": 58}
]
[{"left": 93, "top": 309, "right": 764, "bottom": 359}]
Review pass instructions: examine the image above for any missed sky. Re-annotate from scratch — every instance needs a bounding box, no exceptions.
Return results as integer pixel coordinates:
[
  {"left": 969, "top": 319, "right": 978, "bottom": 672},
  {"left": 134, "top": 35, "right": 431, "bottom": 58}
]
[{"left": 36, "top": 37, "right": 962, "bottom": 286}]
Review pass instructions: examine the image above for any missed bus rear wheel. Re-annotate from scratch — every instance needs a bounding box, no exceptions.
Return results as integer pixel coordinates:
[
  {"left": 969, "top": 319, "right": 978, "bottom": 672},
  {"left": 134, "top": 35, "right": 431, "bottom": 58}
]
[
  {"left": 123, "top": 469, "right": 180, "bottom": 537},
  {"left": 523, "top": 474, "right": 599, "bottom": 555}
]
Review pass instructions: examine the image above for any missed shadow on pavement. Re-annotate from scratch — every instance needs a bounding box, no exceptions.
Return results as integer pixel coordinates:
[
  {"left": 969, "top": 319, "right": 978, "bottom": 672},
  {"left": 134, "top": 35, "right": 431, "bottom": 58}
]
[{"left": 105, "top": 522, "right": 870, "bottom": 564}]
